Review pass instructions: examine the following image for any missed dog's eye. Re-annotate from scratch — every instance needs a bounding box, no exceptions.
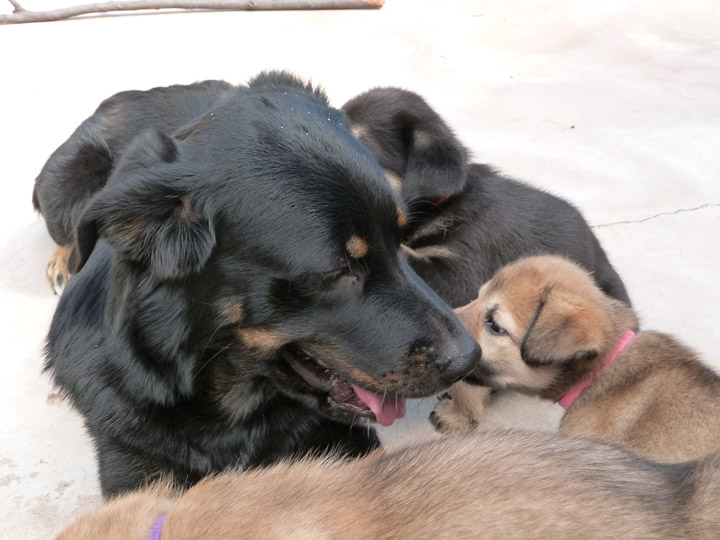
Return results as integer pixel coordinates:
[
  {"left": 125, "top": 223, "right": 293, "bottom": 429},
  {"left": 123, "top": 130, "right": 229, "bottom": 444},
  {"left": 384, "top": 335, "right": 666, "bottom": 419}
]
[
  {"left": 321, "top": 269, "right": 345, "bottom": 282},
  {"left": 485, "top": 317, "right": 507, "bottom": 336},
  {"left": 321, "top": 260, "right": 356, "bottom": 283}
]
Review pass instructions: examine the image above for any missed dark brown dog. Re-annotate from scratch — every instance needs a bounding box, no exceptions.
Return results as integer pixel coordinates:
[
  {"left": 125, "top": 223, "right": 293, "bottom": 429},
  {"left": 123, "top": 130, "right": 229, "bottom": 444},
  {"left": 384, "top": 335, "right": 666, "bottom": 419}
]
[{"left": 432, "top": 255, "right": 720, "bottom": 463}]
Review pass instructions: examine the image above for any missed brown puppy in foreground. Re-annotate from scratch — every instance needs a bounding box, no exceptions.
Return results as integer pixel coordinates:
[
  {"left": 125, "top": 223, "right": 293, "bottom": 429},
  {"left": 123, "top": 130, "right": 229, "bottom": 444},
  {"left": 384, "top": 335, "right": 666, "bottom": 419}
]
[
  {"left": 58, "top": 431, "right": 719, "bottom": 540},
  {"left": 431, "top": 255, "right": 720, "bottom": 463}
]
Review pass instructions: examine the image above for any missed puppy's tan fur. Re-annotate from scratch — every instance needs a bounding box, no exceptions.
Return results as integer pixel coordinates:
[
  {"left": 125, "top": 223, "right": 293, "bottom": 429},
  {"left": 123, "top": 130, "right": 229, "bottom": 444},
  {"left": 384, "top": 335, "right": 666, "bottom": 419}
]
[
  {"left": 58, "top": 482, "right": 176, "bottom": 539},
  {"left": 432, "top": 255, "right": 720, "bottom": 463},
  {"left": 58, "top": 431, "right": 720, "bottom": 540}
]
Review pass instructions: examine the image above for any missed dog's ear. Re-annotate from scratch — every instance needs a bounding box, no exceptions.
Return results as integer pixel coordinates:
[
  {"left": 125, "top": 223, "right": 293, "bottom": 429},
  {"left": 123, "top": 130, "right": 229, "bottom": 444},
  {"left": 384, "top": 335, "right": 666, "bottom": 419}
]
[
  {"left": 521, "top": 287, "right": 608, "bottom": 366},
  {"left": 342, "top": 88, "right": 468, "bottom": 206},
  {"left": 68, "top": 130, "right": 216, "bottom": 280}
]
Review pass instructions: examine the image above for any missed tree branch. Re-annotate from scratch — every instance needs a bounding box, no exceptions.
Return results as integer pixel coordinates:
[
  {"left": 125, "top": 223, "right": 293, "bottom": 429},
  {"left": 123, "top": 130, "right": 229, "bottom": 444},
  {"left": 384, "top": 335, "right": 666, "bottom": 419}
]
[{"left": 1, "top": 0, "right": 384, "bottom": 24}]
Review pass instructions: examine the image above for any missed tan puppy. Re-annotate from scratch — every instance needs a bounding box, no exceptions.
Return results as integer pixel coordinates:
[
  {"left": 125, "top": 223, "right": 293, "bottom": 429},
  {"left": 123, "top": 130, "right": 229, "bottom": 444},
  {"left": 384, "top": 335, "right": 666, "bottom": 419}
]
[
  {"left": 431, "top": 255, "right": 720, "bottom": 463},
  {"left": 58, "top": 431, "right": 720, "bottom": 540}
]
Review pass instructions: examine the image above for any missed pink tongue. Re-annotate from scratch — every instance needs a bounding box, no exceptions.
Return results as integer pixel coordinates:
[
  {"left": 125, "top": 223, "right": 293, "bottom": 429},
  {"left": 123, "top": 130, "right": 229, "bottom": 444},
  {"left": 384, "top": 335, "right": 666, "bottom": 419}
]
[{"left": 350, "top": 384, "right": 406, "bottom": 427}]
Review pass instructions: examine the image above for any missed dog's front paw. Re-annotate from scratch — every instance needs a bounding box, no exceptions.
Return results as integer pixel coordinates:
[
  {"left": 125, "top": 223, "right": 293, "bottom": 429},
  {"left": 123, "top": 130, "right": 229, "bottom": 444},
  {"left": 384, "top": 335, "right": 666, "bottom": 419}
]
[
  {"left": 429, "top": 392, "right": 479, "bottom": 434},
  {"left": 429, "top": 383, "right": 494, "bottom": 434},
  {"left": 46, "top": 245, "right": 72, "bottom": 295}
]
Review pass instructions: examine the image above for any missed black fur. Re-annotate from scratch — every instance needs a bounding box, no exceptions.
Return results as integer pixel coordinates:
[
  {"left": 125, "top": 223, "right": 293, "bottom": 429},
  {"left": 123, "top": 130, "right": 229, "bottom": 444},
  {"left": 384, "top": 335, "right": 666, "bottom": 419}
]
[
  {"left": 33, "top": 80, "right": 236, "bottom": 247},
  {"left": 38, "top": 73, "right": 481, "bottom": 497},
  {"left": 342, "top": 88, "right": 631, "bottom": 307}
]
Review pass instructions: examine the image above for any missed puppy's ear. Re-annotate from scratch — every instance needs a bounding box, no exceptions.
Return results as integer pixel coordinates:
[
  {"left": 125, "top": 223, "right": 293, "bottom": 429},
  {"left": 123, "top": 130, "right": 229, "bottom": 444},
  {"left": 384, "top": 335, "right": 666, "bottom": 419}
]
[
  {"left": 521, "top": 287, "right": 608, "bottom": 366},
  {"left": 342, "top": 88, "right": 468, "bottom": 206},
  {"left": 68, "top": 130, "right": 215, "bottom": 280}
]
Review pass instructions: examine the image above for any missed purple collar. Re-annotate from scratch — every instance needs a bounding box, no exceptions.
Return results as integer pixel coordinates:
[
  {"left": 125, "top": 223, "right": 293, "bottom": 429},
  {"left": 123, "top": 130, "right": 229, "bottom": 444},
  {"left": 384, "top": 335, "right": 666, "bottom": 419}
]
[{"left": 149, "top": 515, "right": 166, "bottom": 540}]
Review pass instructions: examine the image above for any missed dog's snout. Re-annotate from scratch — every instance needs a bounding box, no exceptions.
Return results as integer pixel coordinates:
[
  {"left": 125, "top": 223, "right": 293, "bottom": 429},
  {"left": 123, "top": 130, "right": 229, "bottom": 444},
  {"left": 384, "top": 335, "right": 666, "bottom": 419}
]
[{"left": 438, "top": 337, "right": 482, "bottom": 384}]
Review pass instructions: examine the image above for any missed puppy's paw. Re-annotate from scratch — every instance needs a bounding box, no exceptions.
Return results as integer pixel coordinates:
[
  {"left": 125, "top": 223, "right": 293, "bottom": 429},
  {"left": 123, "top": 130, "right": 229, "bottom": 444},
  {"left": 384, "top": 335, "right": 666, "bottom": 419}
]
[
  {"left": 429, "top": 383, "right": 493, "bottom": 434},
  {"left": 429, "top": 392, "right": 479, "bottom": 434},
  {"left": 46, "top": 245, "right": 72, "bottom": 295}
]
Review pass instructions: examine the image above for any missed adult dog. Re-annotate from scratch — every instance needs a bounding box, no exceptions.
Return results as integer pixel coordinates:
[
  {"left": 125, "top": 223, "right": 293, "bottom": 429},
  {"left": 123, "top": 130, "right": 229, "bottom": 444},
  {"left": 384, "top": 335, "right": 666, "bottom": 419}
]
[
  {"left": 35, "top": 72, "right": 480, "bottom": 497},
  {"left": 431, "top": 255, "right": 720, "bottom": 463},
  {"left": 58, "top": 431, "right": 720, "bottom": 539},
  {"left": 342, "top": 88, "right": 631, "bottom": 307}
]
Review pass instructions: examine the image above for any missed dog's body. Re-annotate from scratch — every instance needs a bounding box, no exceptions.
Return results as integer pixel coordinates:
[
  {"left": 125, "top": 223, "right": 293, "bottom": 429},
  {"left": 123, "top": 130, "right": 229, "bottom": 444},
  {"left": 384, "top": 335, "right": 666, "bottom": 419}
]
[
  {"left": 342, "top": 88, "right": 631, "bottom": 307},
  {"left": 432, "top": 255, "right": 720, "bottom": 462},
  {"left": 59, "top": 431, "right": 720, "bottom": 540},
  {"left": 33, "top": 80, "right": 238, "bottom": 294},
  {"left": 37, "top": 72, "right": 480, "bottom": 497}
]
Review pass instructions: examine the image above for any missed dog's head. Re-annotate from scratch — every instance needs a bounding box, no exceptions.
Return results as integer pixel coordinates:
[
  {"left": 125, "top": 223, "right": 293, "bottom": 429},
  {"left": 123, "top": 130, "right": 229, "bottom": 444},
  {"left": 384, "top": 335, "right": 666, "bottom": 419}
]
[
  {"left": 456, "top": 255, "right": 634, "bottom": 399},
  {"left": 68, "top": 73, "right": 480, "bottom": 426},
  {"left": 342, "top": 88, "right": 468, "bottom": 211}
]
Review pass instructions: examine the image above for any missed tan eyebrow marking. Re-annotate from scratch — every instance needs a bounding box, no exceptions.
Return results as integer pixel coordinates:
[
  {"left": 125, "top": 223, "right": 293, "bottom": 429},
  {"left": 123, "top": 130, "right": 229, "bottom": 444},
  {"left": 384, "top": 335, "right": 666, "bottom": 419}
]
[
  {"left": 384, "top": 170, "right": 403, "bottom": 195},
  {"left": 397, "top": 206, "right": 408, "bottom": 228},
  {"left": 346, "top": 235, "right": 368, "bottom": 259},
  {"left": 218, "top": 300, "right": 244, "bottom": 325},
  {"left": 413, "top": 130, "right": 432, "bottom": 150},
  {"left": 350, "top": 124, "right": 367, "bottom": 138}
]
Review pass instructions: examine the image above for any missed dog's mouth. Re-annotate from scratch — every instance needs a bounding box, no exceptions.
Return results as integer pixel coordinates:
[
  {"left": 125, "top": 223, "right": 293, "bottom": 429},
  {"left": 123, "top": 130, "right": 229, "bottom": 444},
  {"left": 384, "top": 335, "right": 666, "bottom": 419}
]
[{"left": 280, "top": 345, "right": 406, "bottom": 427}]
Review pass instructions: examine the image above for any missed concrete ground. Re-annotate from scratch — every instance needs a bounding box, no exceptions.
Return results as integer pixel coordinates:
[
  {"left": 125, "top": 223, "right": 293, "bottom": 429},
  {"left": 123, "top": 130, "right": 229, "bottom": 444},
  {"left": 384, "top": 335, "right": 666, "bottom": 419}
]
[{"left": 1, "top": 1, "right": 718, "bottom": 537}]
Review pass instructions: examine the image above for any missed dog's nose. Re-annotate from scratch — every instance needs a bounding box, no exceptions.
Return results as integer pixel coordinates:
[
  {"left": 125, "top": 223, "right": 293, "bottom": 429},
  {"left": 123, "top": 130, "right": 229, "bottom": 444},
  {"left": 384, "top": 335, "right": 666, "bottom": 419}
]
[{"left": 438, "top": 337, "right": 482, "bottom": 384}]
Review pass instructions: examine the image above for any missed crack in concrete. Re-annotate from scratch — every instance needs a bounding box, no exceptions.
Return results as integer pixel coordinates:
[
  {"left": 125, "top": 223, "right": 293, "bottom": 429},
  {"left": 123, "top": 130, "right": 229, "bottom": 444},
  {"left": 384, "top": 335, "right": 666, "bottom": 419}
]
[{"left": 591, "top": 202, "right": 720, "bottom": 229}]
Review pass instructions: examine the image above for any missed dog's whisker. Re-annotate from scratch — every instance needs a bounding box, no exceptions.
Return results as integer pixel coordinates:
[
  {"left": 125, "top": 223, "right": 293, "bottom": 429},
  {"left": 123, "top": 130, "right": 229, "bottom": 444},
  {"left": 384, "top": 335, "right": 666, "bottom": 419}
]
[
  {"left": 195, "top": 343, "right": 233, "bottom": 376},
  {"left": 199, "top": 320, "right": 227, "bottom": 357},
  {"left": 349, "top": 415, "right": 357, "bottom": 438},
  {"left": 345, "top": 253, "right": 356, "bottom": 277},
  {"left": 180, "top": 293, "right": 219, "bottom": 306}
]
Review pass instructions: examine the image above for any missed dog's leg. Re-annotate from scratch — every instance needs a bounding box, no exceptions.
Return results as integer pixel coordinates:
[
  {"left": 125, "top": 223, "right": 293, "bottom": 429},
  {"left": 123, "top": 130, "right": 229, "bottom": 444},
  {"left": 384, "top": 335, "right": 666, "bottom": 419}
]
[
  {"left": 299, "top": 419, "right": 381, "bottom": 459},
  {"left": 95, "top": 438, "right": 187, "bottom": 499},
  {"left": 429, "top": 382, "right": 492, "bottom": 434},
  {"left": 46, "top": 244, "right": 72, "bottom": 295}
]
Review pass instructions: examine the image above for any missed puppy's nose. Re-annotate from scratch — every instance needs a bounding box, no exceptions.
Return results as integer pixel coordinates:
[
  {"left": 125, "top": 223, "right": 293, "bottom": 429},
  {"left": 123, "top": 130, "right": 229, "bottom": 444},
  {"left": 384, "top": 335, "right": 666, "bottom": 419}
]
[{"left": 438, "top": 337, "right": 482, "bottom": 384}]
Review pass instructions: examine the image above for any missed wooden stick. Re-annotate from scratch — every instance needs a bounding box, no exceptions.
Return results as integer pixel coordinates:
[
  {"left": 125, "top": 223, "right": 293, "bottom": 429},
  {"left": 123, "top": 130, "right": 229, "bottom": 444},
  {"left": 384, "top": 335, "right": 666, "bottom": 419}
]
[{"left": 1, "top": 0, "right": 384, "bottom": 24}]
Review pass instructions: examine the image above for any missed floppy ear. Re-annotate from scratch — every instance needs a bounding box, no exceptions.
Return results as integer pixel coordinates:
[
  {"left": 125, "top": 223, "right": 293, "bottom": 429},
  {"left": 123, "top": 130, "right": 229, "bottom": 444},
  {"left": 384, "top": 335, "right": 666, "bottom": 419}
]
[
  {"left": 68, "top": 130, "right": 215, "bottom": 280},
  {"left": 521, "top": 288, "right": 607, "bottom": 367},
  {"left": 402, "top": 122, "right": 468, "bottom": 206},
  {"left": 342, "top": 88, "right": 468, "bottom": 205}
]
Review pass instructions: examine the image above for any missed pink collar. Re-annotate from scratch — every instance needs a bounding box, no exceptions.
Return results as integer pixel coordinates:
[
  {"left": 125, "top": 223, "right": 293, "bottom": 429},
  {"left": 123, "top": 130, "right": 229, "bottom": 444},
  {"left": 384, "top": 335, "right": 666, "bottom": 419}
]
[{"left": 557, "top": 330, "right": 635, "bottom": 410}]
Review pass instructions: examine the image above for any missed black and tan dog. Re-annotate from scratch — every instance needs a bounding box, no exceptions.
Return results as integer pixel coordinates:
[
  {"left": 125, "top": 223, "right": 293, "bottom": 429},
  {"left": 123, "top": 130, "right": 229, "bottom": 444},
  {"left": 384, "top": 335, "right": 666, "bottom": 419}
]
[
  {"left": 431, "top": 255, "right": 720, "bottom": 463},
  {"left": 342, "top": 88, "right": 631, "bottom": 308},
  {"left": 58, "top": 431, "right": 720, "bottom": 539},
  {"left": 35, "top": 72, "right": 481, "bottom": 497}
]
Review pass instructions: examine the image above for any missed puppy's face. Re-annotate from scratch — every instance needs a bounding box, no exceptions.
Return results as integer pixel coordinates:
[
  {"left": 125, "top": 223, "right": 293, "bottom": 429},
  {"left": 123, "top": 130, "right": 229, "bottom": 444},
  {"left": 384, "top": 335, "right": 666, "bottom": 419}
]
[{"left": 456, "top": 256, "right": 614, "bottom": 396}]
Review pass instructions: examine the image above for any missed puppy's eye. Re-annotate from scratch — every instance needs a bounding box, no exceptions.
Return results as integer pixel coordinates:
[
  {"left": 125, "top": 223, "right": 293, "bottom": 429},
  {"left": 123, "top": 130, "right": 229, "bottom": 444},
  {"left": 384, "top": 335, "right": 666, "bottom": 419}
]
[{"left": 485, "top": 317, "right": 507, "bottom": 336}]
